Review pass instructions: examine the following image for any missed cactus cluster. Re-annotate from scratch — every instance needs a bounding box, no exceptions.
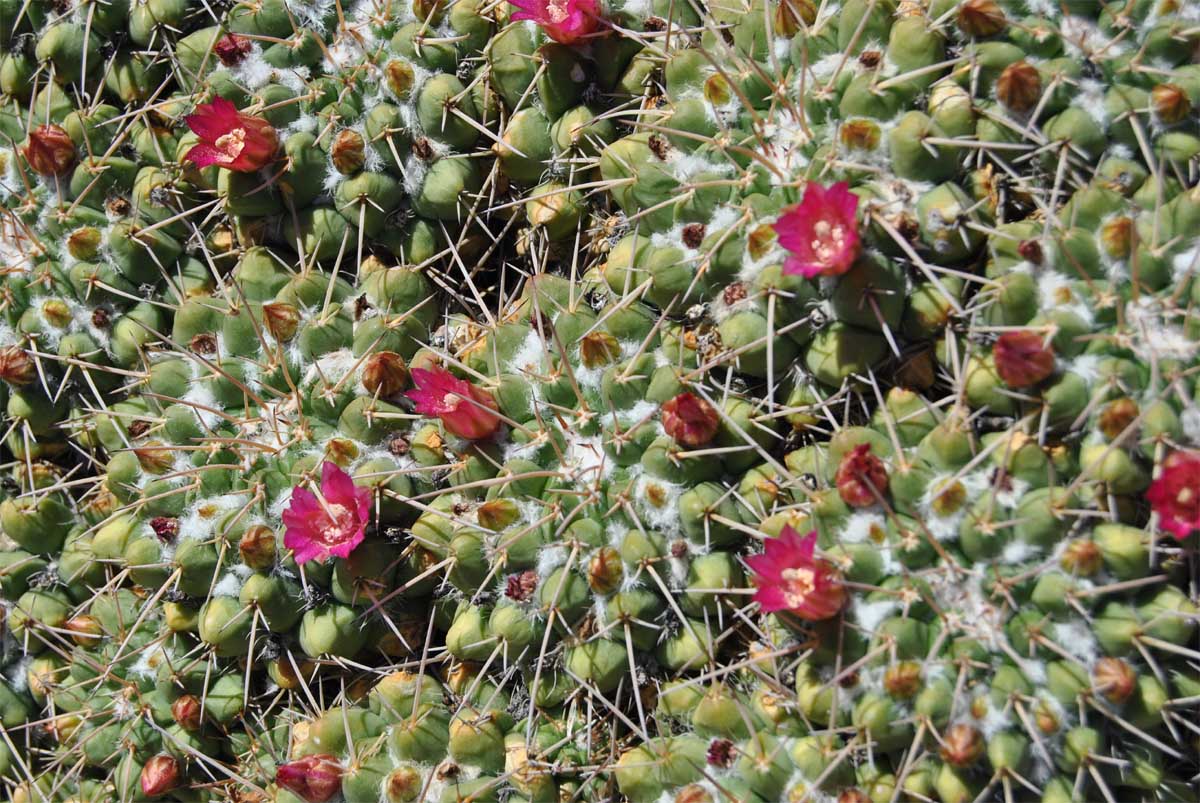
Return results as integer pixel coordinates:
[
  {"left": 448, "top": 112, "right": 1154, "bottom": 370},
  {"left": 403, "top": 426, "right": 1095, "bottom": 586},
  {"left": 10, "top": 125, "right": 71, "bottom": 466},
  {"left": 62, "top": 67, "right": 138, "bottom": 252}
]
[{"left": 1, "top": 0, "right": 1199, "bottom": 801}]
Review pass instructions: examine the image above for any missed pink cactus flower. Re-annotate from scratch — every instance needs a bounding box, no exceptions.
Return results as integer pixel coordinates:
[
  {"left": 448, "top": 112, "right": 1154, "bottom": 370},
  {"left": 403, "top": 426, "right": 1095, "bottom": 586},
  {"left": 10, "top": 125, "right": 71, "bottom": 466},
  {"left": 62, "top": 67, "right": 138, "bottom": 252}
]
[
  {"left": 282, "top": 462, "right": 371, "bottom": 564},
  {"left": 508, "top": 0, "right": 600, "bottom": 45},
  {"left": 406, "top": 367, "right": 501, "bottom": 440},
  {"left": 993, "top": 330, "right": 1055, "bottom": 387},
  {"left": 1147, "top": 450, "right": 1200, "bottom": 540},
  {"left": 183, "top": 97, "right": 278, "bottom": 172},
  {"left": 746, "top": 526, "right": 846, "bottom": 619},
  {"left": 774, "top": 181, "right": 861, "bottom": 278},
  {"left": 275, "top": 755, "right": 343, "bottom": 803},
  {"left": 662, "top": 392, "right": 720, "bottom": 448}
]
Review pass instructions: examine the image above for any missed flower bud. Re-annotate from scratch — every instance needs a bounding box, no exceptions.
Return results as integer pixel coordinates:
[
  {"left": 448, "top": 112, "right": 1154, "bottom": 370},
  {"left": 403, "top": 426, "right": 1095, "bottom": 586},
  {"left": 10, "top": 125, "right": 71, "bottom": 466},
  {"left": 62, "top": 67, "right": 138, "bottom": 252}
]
[
  {"left": 239, "top": 524, "right": 276, "bottom": 570},
  {"left": 276, "top": 755, "right": 343, "bottom": 803},
  {"left": 993, "top": 330, "right": 1054, "bottom": 387},
  {"left": 362, "top": 351, "right": 409, "bottom": 397},
  {"left": 172, "top": 694, "right": 203, "bottom": 730},
  {"left": 23, "top": 125, "right": 76, "bottom": 176},
  {"left": 587, "top": 546, "right": 624, "bottom": 594},
  {"left": 0, "top": 346, "right": 35, "bottom": 386},
  {"left": 140, "top": 755, "right": 181, "bottom": 798},
  {"left": 476, "top": 499, "right": 519, "bottom": 531},
  {"left": 662, "top": 392, "right": 720, "bottom": 448},
  {"left": 836, "top": 444, "right": 889, "bottom": 507},
  {"left": 214, "top": 34, "right": 252, "bottom": 66},
  {"left": 263, "top": 302, "right": 301, "bottom": 342},
  {"left": 1092, "top": 657, "right": 1136, "bottom": 704},
  {"left": 385, "top": 766, "right": 422, "bottom": 802},
  {"left": 1098, "top": 398, "right": 1138, "bottom": 441},
  {"left": 996, "top": 62, "right": 1041, "bottom": 113},
  {"left": 940, "top": 723, "right": 984, "bottom": 767},
  {"left": 883, "top": 661, "right": 922, "bottom": 699},
  {"left": 1151, "top": 83, "right": 1191, "bottom": 124},
  {"left": 64, "top": 615, "right": 102, "bottom": 646},
  {"left": 579, "top": 331, "right": 620, "bottom": 368},
  {"left": 331, "top": 129, "right": 366, "bottom": 175},
  {"left": 386, "top": 60, "right": 416, "bottom": 98},
  {"left": 957, "top": 0, "right": 1006, "bottom": 37},
  {"left": 1059, "top": 538, "right": 1102, "bottom": 575},
  {"left": 67, "top": 227, "right": 103, "bottom": 260}
]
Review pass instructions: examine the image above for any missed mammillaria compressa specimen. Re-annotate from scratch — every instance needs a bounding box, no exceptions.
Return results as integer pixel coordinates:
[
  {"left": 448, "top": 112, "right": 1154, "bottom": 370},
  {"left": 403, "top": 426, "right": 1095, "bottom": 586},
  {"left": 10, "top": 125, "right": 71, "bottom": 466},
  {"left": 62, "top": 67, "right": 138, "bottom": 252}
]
[{"left": 0, "top": 0, "right": 1198, "bottom": 802}]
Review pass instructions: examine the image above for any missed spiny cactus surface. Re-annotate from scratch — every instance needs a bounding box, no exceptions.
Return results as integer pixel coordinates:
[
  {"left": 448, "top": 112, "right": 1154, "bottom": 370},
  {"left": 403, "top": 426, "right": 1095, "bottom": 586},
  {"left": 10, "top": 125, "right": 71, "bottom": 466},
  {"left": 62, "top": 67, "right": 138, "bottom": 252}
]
[{"left": 0, "top": 0, "right": 1198, "bottom": 802}]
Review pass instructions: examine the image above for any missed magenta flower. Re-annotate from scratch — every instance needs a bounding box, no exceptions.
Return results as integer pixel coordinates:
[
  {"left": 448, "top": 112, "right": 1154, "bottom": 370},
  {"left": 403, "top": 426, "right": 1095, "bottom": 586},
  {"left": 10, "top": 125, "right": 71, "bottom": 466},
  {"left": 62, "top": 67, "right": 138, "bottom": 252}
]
[
  {"left": 183, "top": 97, "right": 278, "bottom": 172},
  {"left": 282, "top": 462, "right": 371, "bottom": 564},
  {"left": 773, "top": 181, "right": 861, "bottom": 278},
  {"left": 406, "top": 367, "right": 500, "bottom": 440},
  {"left": 508, "top": 0, "right": 599, "bottom": 45},
  {"left": 1147, "top": 451, "right": 1200, "bottom": 540},
  {"left": 745, "top": 526, "right": 846, "bottom": 619}
]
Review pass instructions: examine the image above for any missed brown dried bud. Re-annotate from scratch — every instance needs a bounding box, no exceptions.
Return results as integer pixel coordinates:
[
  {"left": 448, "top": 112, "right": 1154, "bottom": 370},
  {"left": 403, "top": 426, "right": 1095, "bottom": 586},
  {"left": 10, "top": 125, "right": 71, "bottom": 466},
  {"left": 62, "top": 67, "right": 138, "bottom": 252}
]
[
  {"left": 150, "top": 517, "right": 180, "bottom": 542},
  {"left": 23, "top": 125, "right": 76, "bottom": 177},
  {"left": 1099, "top": 216, "right": 1133, "bottom": 260},
  {"left": 669, "top": 539, "right": 689, "bottom": 559},
  {"left": 996, "top": 61, "right": 1042, "bottom": 113},
  {"left": 957, "top": 0, "right": 1006, "bottom": 38},
  {"left": 681, "top": 222, "right": 706, "bottom": 249},
  {"left": 411, "top": 137, "right": 435, "bottom": 161},
  {"left": 91, "top": 307, "right": 110, "bottom": 329},
  {"left": 840, "top": 118, "right": 882, "bottom": 151},
  {"left": 1151, "top": 83, "right": 1191, "bottom": 124},
  {"left": 477, "top": 499, "right": 519, "bottom": 531},
  {"left": 883, "top": 661, "right": 922, "bottom": 699},
  {"left": 331, "top": 129, "right": 366, "bottom": 175},
  {"left": 722, "top": 281, "right": 748, "bottom": 306},
  {"left": 1098, "top": 398, "right": 1139, "bottom": 441},
  {"left": 579, "top": 331, "right": 621, "bottom": 369},
  {"left": 362, "top": 351, "right": 409, "bottom": 398},
  {"left": 214, "top": 34, "right": 253, "bottom": 66},
  {"left": 940, "top": 723, "right": 984, "bottom": 767},
  {"left": 838, "top": 790, "right": 871, "bottom": 803},
  {"left": 1017, "top": 238, "right": 1044, "bottom": 264},
  {"left": 239, "top": 525, "right": 277, "bottom": 570},
  {"left": 66, "top": 227, "right": 102, "bottom": 260},
  {"left": 1092, "top": 657, "right": 1136, "bottom": 704},
  {"left": 171, "top": 694, "right": 203, "bottom": 731},
  {"left": 263, "top": 302, "right": 301, "bottom": 342},
  {"left": 675, "top": 785, "right": 715, "bottom": 803},
  {"left": 127, "top": 420, "right": 151, "bottom": 440},
  {"left": 0, "top": 346, "right": 35, "bottom": 386},
  {"left": 648, "top": 134, "right": 670, "bottom": 161},
  {"left": 857, "top": 50, "right": 882, "bottom": 69},
  {"left": 64, "top": 615, "right": 102, "bottom": 646},
  {"left": 505, "top": 570, "right": 538, "bottom": 601},
  {"left": 1034, "top": 701, "right": 1059, "bottom": 734},
  {"left": 587, "top": 546, "right": 624, "bottom": 594},
  {"left": 140, "top": 755, "right": 181, "bottom": 798},
  {"left": 189, "top": 332, "right": 218, "bottom": 354}
]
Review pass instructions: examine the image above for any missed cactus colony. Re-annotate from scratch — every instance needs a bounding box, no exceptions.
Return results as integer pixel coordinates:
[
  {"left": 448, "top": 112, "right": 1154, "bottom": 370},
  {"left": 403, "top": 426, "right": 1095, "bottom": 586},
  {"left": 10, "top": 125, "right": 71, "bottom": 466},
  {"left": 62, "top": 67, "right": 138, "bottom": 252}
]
[{"left": 0, "top": 0, "right": 1198, "bottom": 801}]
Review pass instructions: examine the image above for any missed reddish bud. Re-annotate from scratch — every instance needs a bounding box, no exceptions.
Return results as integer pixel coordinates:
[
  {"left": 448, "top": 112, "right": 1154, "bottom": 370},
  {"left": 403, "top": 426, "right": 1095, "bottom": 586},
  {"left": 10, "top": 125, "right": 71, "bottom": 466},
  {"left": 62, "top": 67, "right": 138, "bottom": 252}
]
[
  {"left": 263, "top": 302, "right": 301, "bottom": 342},
  {"left": 362, "top": 351, "right": 409, "bottom": 398},
  {"left": 214, "top": 34, "right": 253, "bottom": 66},
  {"left": 957, "top": 0, "right": 1006, "bottom": 37},
  {"left": 505, "top": 570, "right": 538, "bottom": 602},
  {"left": 996, "top": 62, "right": 1042, "bottom": 113},
  {"left": 172, "top": 694, "right": 203, "bottom": 730},
  {"left": 661, "top": 392, "right": 720, "bottom": 448},
  {"left": 705, "top": 738, "right": 735, "bottom": 768},
  {"left": 940, "top": 723, "right": 984, "bottom": 767},
  {"left": 835, "top": 444, "right": 889, "bottom": 508},
  {"left": 140, "top": 755, "right": 181, "bottom": 798},
  {"left": 993, "top": 330, "right": 1055, "bottom": 387},
  {"left": 0, "top": 346, "right": 35, "bottom": 386},
  {"left": 150, "top": 516, "right": 180, "bottom": 542},
  {"left": 64, "top": 615, "right": 102, "bottom": 646},
  {"left": 1092, "top": 657, "right": 1136, "bottom": 704},
  {"left": 331, "top": 128, "right": 366, "bottom": 175},
  {"left": 1151, "top": 83, "right": 1191, "bottom": 124},
  {"left": 23, "top": 125, "right": 76, "bottom": 177},
  {"left": 276, "top": 755, "right": 343, "bottom": 803}
]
